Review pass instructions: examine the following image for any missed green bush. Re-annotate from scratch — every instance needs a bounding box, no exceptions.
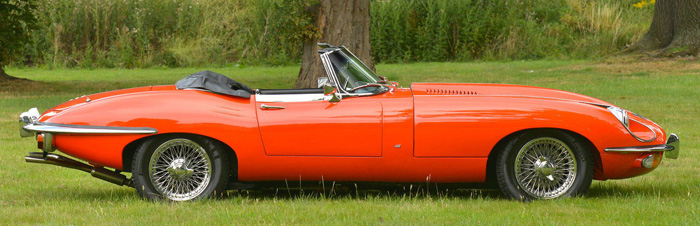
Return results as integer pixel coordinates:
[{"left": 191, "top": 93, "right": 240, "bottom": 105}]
[
  {"left": 371, "top": 0, "right": 520, "bottom": 62},
  {"left": 15, "top": 0, "right": 653, "bottom": 68}
]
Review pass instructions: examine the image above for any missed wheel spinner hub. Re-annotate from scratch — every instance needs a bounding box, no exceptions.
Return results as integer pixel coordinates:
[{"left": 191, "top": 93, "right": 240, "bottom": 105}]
[
  {"left": 167, "top": 158, "right": 194, "bottom": 181},
  {"left": 534, "top": 157, "right": 555, "bottom": 180}
]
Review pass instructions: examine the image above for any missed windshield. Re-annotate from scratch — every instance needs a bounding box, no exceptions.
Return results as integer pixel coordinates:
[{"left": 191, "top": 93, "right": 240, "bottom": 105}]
[{"left": 327, "top": 48, "right": 385, "bottom": 93}]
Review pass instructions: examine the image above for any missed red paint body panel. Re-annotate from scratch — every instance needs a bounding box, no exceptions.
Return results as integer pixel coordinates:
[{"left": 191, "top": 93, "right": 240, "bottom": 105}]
[
  {"left": 256, "top": 98, "right": 384, "bottom": 157},
  {"left": 413, "top": 96, "right": 661, "bottom": 156},
  {"left": 241, "top": 88, "right": 486, "bottom": 182},
  {"left": 55, "top": 134, "right": 147, "bottom": 168},
  {"left": 48, "top": 86, "right": 264, "bottom": 170},
  {"left": 39, "top": 82, "right": 669, "bottom": 183},
  {"left": 411, "top": 83, "right": 612, "bottom": 105}
]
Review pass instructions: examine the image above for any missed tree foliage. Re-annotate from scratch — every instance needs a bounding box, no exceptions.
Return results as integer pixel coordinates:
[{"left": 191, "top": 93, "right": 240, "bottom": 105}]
[
  {"left": 0, "top": 0, "right": 37, "bottom": 69},
  {"left": 4, "top": 0, "right": 660, "bottom": 68},
  {"left": 272, "top": 0, "right": 321, "bottom": 43}
]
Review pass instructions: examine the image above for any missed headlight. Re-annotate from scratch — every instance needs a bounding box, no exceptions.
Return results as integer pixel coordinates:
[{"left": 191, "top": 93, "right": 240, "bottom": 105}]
[
  {"left": 606, "top": 106, "right": 657, "bottom": 142},
  {"left": 607, "top": 106, "right": 629, "bottom": 128}
]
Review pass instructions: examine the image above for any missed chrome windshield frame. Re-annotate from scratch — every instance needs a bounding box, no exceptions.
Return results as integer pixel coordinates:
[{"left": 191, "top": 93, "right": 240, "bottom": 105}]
[{"left": 318, "top": 47, "right": 388, "bottom": 97}]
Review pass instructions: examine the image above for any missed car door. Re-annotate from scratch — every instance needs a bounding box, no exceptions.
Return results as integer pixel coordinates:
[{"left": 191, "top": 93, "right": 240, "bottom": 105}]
[{"left": 255, "top": 94, "right": 383, "bottom": 157}]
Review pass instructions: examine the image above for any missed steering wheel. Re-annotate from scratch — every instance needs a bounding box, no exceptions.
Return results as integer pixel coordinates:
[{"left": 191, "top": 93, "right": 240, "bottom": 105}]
[{"left": 348, "top": 83, "right": 385, "bottom": 92}]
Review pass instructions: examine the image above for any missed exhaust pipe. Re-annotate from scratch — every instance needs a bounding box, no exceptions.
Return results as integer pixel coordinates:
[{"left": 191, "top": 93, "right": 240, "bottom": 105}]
[{"left": 25, "top": 152, "right": 133, "bottom": 187}]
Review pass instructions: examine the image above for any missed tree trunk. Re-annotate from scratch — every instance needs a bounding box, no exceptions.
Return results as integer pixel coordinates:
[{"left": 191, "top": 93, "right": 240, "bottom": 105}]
[
  {"left": 294, "top": 0, "right": 374, "bottom": 88},
  {"left": 0, "top": 66, "right": 14, "bottom": 80},
  {"left": 0, "top": 66, "right": 26, "bottom": 81},
  {"left": 626, "top": 0, "right": 700, "bottom": 57}
]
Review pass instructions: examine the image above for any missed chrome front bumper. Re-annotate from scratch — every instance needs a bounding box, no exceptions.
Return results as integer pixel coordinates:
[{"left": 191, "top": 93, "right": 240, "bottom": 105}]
[{"left": 605, "top": 133, "right": 680, "bottom": 159}]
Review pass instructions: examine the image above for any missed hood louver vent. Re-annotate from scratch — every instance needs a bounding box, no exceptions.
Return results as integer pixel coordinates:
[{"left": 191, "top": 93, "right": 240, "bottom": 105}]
[{"left": 426, "top": 88, "right": 477, "bottom": 95}]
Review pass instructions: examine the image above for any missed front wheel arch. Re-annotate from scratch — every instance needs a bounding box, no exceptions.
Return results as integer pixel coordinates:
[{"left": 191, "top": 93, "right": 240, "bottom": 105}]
[
  {"left": 485, "top": 128, "right": 602, "bottom": 188},
  {"left": 492, "top": 129, "right": 595, "bottom": 200}
]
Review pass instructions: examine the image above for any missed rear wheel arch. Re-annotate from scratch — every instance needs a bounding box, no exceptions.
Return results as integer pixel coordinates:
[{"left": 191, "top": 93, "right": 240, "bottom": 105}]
[
  {"left": 485, "top": 128, "right": 603, "bottom": 187},
  {"left": 130, "top": 133, "right": 241, "bottom": 201},
  {"left": 122, "top": 133, "right": 238, "bottom": 179}
]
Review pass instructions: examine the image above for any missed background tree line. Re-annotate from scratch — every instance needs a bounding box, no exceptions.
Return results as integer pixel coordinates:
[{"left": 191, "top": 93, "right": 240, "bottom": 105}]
[{"left": 10, "top": 0, "right": 655, "bottom": 69}]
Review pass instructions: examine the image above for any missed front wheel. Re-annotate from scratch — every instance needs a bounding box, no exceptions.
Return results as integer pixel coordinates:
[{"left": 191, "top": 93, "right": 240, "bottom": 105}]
[
  {"left": 132, "top": 135, "right": 230, "bottom": 201},
  {"left": 495, "top": 131, "right": 593, "bottom": 201}
]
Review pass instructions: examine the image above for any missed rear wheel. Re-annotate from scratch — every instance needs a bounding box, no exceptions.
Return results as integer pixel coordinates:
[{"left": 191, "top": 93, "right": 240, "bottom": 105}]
[
  {"left": 132, "top": 135, "right": 230, "bottom": 201},
  {"left": 495, "top": 130, "right": 593, "bottom": 201}
]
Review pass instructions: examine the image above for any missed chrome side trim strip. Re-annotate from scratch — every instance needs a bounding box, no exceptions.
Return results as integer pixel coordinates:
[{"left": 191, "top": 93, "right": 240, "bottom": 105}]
[{"left": 23, "top": 122, "right": 158, "bottom": 134}]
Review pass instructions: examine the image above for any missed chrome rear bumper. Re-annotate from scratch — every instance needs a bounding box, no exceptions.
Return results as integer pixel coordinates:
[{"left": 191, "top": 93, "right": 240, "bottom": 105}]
[
  {"left": 19, "top": 108, "right": 40, "bottom": 138},
  {"left": 19, "top": 107, "right": 158, "bottom": 136},
  {"left": 18, "top": 108, "right": 137, "bottom": 187},
  {"left": 605, "top": 133, "right": 680, "bottom": 159},
  {"left": 23, "top": 122, "right": 158, "bottom": 134},
  {"left": 19, "top": 107, "right": 158, "bottom": 153}
]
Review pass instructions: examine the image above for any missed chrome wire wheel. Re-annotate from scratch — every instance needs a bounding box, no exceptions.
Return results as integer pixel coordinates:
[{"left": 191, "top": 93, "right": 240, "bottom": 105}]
[
  {"left": 148, "top": 138, "right": 212, "bottom": 201},
  {"left": 514, "top": 137, "right": 577, "bottom": 199}
]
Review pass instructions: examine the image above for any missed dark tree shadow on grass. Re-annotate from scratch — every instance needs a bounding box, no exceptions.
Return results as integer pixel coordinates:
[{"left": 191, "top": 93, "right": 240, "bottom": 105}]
[{"left": 0, "top": 77, "right": 46, "bottom": 94}]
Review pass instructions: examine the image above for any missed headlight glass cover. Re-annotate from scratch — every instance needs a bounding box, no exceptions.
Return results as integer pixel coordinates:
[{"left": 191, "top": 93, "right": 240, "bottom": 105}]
[{"left": 607, "top": 106, "right": 629, "bottom": 128}]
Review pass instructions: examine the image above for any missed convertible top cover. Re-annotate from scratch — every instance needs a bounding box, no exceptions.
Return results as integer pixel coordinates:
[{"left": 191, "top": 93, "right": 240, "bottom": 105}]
[{"left": 175, "top": 70, "right": 254, "bottom": 98}]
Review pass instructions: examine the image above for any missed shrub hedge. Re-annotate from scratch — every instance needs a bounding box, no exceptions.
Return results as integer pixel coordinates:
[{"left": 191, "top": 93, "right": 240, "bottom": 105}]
[{"left": 16, "top": 0, "right": 653, "bottom": 68}]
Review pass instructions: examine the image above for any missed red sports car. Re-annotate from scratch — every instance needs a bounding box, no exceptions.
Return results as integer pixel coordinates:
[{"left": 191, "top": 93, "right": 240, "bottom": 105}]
[{"left": 19, "top": 43, "right": 680, "bottom": 201}]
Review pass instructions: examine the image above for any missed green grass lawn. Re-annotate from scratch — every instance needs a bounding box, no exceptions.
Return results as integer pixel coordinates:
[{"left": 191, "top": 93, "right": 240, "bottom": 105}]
[{"left": 1, "top": 59, "right": 699, "bottom": 225}]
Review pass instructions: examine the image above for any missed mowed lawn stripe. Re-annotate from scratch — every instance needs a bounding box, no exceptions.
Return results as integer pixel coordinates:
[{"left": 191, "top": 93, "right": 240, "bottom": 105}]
[{"left": 1, "top": 60, "right": 698, "bottom": 225}]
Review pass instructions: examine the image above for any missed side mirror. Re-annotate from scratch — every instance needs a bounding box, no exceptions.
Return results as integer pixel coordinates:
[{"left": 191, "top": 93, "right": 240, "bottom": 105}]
[
  {"left": 317, "top": 77, "right": 329, "bottom": 88},
  {"left": 323, "top": 84, "right": 341, "bottom": 102}
]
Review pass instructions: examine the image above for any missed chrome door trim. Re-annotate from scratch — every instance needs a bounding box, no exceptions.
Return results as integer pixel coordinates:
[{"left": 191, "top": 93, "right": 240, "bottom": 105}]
[
  {"left": 260, "top": 104, "right": 286, "bottom": 109},
  {"left": 255, "top": 93, "right": 327, "bottom": 103}
]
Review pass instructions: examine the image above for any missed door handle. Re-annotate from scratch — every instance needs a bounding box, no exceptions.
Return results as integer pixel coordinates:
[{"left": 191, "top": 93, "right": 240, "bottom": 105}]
[{"left": 260, "top": 104, "right": 285, "bottom": 110}]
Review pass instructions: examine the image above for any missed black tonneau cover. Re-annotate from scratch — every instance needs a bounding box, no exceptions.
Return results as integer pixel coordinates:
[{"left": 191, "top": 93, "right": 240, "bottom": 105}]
[{"left": 175, "top": 71, "right": 254, "bottom": 98}]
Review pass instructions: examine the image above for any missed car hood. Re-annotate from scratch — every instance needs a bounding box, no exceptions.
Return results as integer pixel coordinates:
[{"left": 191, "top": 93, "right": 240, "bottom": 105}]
[
  {"left": 410, "top": 83, "right": 613, "bottom": 106},
  {"left": 38, "top": 85, "right": 176, "bottom": 122}
]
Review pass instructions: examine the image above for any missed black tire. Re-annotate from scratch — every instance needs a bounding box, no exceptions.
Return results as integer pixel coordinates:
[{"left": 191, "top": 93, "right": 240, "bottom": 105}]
[
  {"left": 495, "top": 130, "right": 593, "bottom": 201},
  {"left": 132, "top": 135, "right": 230, "bottom": 201}
]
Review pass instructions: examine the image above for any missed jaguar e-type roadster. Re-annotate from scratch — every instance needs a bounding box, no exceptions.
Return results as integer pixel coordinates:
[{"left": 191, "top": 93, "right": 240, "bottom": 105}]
[{"left": 18, "top": 43, "right": 680, "bottom": 201}]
